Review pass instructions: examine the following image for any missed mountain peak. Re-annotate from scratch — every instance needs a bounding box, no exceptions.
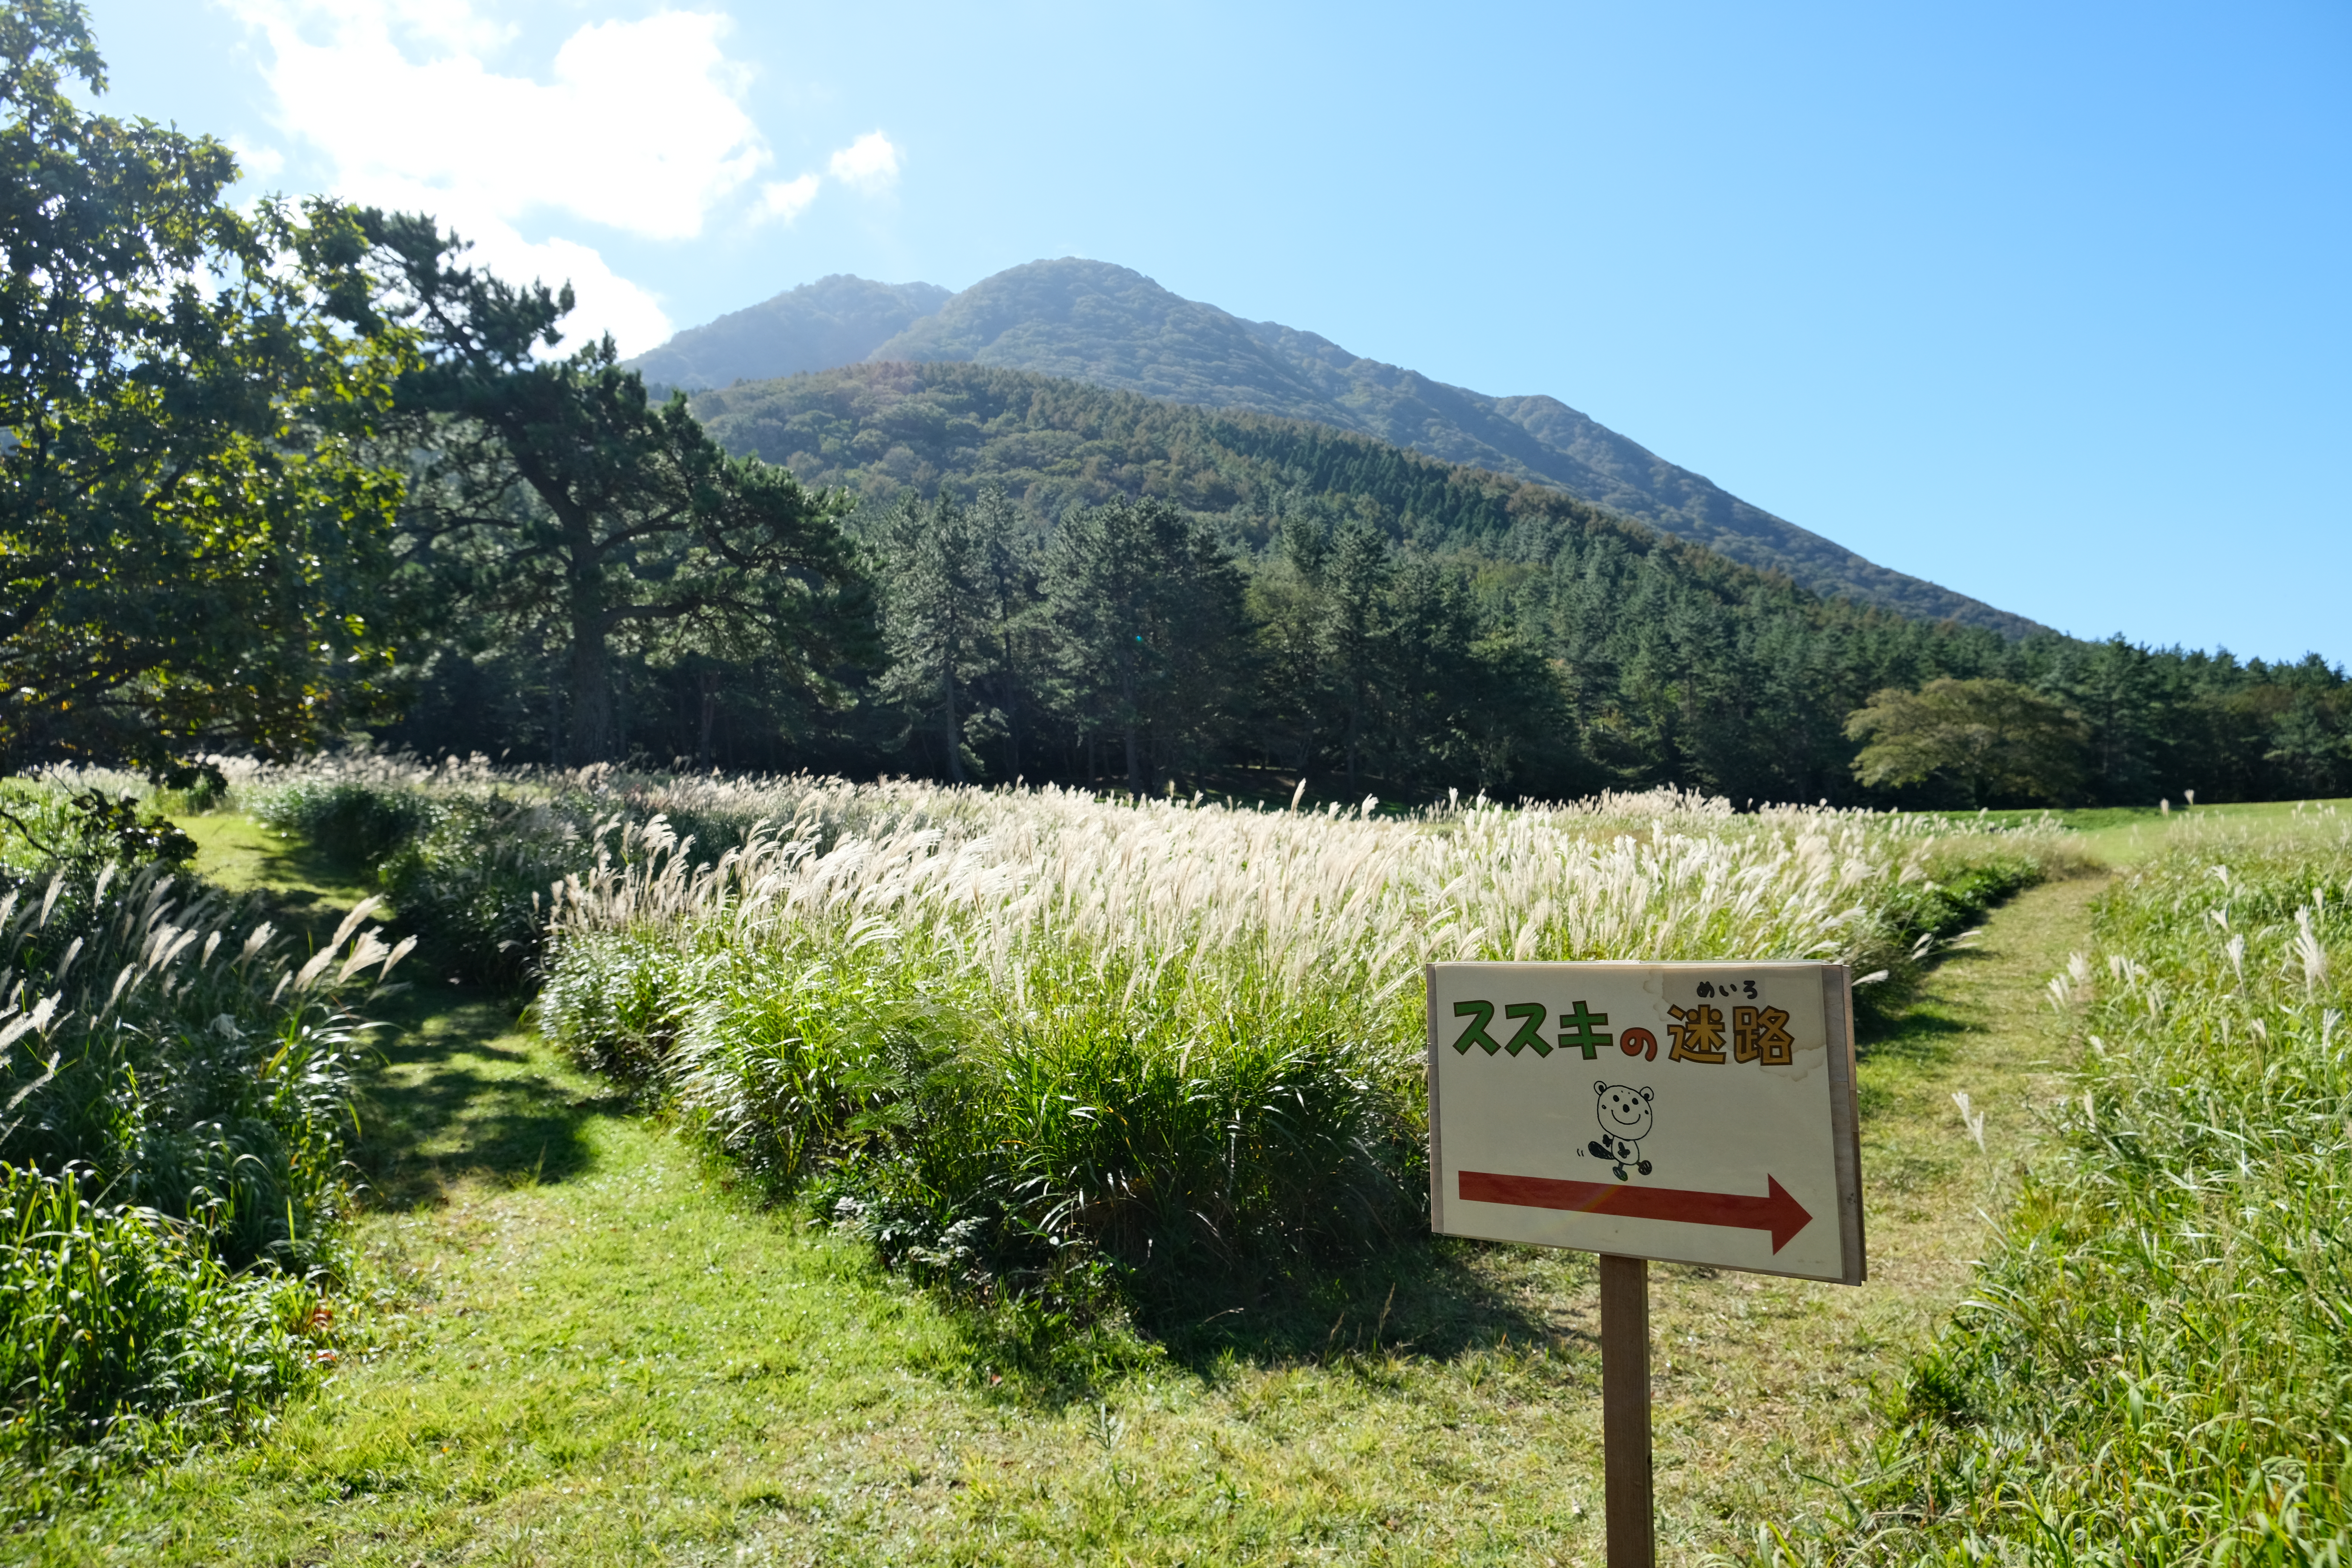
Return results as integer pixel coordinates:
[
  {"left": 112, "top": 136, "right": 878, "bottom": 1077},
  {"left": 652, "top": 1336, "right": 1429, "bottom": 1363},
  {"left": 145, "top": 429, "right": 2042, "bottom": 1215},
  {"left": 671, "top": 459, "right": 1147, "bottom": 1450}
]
[
  {"left": 626, "top": 261, "right": 2043, "bottom": 636},
  {"left": 864, "top": 259, "right": 1354, "bottom": 429},
  {"left": 630, "top": 274, "right": 951, "bottom": 392}
]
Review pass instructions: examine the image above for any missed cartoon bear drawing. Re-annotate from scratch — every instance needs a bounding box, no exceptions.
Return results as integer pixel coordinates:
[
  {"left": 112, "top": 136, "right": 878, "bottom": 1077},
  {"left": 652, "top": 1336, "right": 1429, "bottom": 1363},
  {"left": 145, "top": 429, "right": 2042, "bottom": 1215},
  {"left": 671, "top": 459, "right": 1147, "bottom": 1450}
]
[{"left": 1589, "top": 1081, "right": 1655, "bottom": 1181}]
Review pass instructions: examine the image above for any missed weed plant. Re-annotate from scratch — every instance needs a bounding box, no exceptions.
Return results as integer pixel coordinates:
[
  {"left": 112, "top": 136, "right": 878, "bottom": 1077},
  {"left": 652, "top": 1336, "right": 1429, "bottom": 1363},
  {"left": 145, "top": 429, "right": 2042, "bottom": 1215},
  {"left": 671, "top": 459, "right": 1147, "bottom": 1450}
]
[
  {"left": 1775, "top": 813, "right": 2352, "bottom": 1563},
  {"left": 0, "top": 1165, "right": 330, "bottom": 1499},
  {"left": 0, "top": 782, "right": 414, "bottom": 1475}
]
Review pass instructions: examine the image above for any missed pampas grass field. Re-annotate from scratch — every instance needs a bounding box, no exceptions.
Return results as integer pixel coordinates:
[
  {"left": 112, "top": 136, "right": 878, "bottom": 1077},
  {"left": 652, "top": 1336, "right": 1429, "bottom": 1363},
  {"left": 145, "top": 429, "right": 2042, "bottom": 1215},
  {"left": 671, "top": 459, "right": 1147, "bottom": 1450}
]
[
  {"left": 523, "top": 775, "right": 2056, "bottom": 1309},
  {"left": 212, "top": 758, "right": 2056, "bottom": 1315},
  {"left": 45, "top": 759, "right": 2352, "bottom": 1565},
  {"left": 0, "top": 782, "right": 413, "bottom": 1483}
]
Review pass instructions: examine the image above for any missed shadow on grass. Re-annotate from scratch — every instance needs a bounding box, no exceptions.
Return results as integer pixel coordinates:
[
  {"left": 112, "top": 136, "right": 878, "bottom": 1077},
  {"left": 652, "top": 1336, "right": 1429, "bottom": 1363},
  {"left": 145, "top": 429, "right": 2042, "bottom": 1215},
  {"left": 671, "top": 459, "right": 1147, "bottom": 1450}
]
[
  {"left": 956, "top": 1231, "right": 1586, "bottom": 1411},
  {"left": 183, "top": 816, "right": 631, "bottom": 1211},
  {"left": 1855, "top": 945, "right": 1998, "bottom": 1067},
  {"left": 1163, "top": 1237, "right": 1582, "bottom": 1365},
  {"left": 346, "top": 981, "right": 632, "bottom": 1212}
]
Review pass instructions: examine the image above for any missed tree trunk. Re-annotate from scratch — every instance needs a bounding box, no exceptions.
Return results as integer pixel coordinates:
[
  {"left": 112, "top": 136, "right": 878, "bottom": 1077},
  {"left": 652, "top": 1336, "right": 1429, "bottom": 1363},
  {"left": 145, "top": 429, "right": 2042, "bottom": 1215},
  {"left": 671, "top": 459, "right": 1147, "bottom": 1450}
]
[
  {"left": 1000, "top": 635, "right": 1021, "bottom": 782},
  {"left": 1120, "top": 645, "right": 1144, "bottom": 795},
  {"left": 941, "top": 660, "right": 964, "bottom": 784},
  {"left": 567, "top": 558, "right": 611, "bottom": 765},
  {"left": 547, "top": 646, "right": 564, "bottom": 768},
  {"left": 1345, "top": 677, "right": 1363, "bottom": 793},
  {"left": 696, "top": 668, "right": 721, "bottom": 769},
  {"left": 568, "top": 632, "right": 611, "bottom": 764}
]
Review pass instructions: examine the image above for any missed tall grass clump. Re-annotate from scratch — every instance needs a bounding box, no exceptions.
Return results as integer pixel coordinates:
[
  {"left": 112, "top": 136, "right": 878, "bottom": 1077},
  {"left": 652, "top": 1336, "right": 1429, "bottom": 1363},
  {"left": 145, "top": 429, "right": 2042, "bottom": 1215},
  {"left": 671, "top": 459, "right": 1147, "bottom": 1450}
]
[
  {"left": 245, "top": 755, "right": 557, "bottom": 982},
  {"left": 0, "top": 1166, "right": 330, "bottom": 1482},
  {"left": 537, "top": 781, "right": 2073, "bottom": 1310},
  {"left": 0, "top": 787, "right": 412, "bottom": 1475},
  {"left": 241, "top": 755, "right": 985, "bottom": 982},
  {"left": 1779, "top": 822, "right": 2352, "bottom": 1564}
]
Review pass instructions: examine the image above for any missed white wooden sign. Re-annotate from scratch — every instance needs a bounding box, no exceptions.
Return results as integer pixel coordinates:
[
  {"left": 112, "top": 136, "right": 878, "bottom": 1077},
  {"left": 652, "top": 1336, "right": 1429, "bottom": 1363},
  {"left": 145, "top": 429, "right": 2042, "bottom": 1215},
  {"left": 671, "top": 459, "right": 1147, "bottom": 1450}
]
[{"left": 1426, "top": 961, "right": 1865, "bottom": 1285}]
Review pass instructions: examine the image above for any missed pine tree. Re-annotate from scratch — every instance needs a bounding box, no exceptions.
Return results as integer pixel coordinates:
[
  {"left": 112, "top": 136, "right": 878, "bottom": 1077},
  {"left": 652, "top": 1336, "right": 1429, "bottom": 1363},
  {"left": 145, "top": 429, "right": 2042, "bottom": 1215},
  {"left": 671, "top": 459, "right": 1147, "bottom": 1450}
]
[
  {"left": 360, "top": 212, "right": 867, "bottom": 765},
  {"left": 1319, "top": 519, "right": 1392, "bottom": 794},
  {"left": 1048, "top": 498, "right": 1243, "bottom": 793},
  {"left": 1248, "top": 512, "right": 1332, "bottom": 778},
  {"left": 969, "top": 485, "right": 1045, "bottom": 781},
  {"left": 875, "top": 493, "right": 989, "bottom": 782}
]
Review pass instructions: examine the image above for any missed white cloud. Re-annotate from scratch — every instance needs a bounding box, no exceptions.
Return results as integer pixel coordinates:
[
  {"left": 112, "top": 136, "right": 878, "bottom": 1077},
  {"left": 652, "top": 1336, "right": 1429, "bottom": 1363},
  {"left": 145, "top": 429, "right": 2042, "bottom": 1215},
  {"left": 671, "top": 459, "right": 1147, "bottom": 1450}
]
[
  {"left": 755, "top": 173, "right": 820, "bottom": 225},
  {"left": 228, "top": 136, "right": 285, "bottom": 181},
  {"left": 750, "top": 134, "right": 903, "bottom": 226},
  {"left": 222, "top": 0, "right": 786, "bottom": 354},
  {"left": 372, "top": 178, "right": 677, "bottom": 354},
  {"left": 372, "top": 0, "right": 519, "bottom": 54},
  {"left": 230, "top": 1, "right": 766, "bottom": 242},
  {"left": 827, "top": 130, "right": 900, "bottom": 194}
]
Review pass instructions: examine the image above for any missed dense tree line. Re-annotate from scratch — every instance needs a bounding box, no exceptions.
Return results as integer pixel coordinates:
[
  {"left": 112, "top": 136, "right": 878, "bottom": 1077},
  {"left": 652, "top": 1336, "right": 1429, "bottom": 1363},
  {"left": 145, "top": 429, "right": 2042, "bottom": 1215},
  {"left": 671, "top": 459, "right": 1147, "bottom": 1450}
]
[
  {"left": 378, "top": 363, "right": 2351, "bottom": 808},
  {"left": 0, "top": 6, "right": 864, "bottom": 790}
]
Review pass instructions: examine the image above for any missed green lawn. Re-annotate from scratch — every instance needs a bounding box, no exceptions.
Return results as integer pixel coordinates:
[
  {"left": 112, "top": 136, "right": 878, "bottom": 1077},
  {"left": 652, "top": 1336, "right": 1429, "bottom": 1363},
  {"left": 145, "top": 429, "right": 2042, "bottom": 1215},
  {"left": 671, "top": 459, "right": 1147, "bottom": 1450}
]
[
  {"left": 1925, "top": 796, "right": 2350, "bottom": 864},
  {"left": 12, "top": 814, "right": 2114, "bottom": 1564}
]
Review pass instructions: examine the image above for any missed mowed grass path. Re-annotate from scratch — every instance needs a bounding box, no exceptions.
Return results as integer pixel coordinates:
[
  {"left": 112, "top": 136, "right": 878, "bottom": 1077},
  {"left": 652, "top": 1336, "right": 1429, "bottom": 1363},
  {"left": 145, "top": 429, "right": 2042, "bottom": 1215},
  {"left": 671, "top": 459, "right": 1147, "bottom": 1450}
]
[{"left": 15, "top": 819, "right": 2104, "bottom": 1566}]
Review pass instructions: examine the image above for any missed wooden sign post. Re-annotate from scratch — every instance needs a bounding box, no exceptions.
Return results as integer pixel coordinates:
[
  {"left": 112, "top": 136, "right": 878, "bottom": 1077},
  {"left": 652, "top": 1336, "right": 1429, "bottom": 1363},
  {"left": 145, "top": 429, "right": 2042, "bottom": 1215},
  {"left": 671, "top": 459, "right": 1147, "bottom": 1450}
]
[{"left": 1426, "top": 961, "right": 1866, "bottom": 1566}]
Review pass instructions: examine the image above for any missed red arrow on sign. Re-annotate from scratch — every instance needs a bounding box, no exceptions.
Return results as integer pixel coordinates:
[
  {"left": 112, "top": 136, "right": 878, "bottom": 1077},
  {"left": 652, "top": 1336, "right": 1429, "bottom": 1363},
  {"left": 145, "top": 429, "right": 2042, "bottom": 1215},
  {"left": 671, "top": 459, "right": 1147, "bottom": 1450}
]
[{"left": 1458, "top": 1170, "right": 1815, "bottom": 1253}]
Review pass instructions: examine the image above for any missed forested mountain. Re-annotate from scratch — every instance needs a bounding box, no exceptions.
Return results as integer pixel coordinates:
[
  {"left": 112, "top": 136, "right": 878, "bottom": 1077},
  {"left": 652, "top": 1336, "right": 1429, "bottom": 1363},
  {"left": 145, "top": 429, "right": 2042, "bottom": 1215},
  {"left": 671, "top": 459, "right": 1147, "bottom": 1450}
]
[
  {"left": 382, "top": 359, "right": 2348, "bottom": 809},
  {"left": 628, "top": 259, "right": 2040, "bottom": 637},
  {"left": 627, "top": 275, "right": 950, "bottom": 392}
]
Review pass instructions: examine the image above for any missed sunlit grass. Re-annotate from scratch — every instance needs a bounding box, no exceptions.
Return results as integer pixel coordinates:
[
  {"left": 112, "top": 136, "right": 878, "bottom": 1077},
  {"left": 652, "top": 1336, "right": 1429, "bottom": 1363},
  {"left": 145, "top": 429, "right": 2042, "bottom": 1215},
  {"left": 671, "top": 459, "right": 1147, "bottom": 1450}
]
[
  {"left": 1927, "top": 795, "right": 2350, "bottom": 865},
  {"left": 1765, "top": 810, "right": 2352, "bottom": 1563},
  {"left": 18, "top": 832, "right": 2111, "bottom": 1564}
]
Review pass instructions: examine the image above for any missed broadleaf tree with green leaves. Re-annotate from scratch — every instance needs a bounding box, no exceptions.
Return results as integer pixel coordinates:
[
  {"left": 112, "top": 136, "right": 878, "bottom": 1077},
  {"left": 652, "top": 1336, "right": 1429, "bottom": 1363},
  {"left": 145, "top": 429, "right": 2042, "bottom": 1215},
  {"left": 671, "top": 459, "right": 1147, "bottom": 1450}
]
[
  {"left": 1845, "top": 676, "right": 2089, "bottom": 805},
  {"left": 0, "top": 0, "right": 412, "bottom": 777}
]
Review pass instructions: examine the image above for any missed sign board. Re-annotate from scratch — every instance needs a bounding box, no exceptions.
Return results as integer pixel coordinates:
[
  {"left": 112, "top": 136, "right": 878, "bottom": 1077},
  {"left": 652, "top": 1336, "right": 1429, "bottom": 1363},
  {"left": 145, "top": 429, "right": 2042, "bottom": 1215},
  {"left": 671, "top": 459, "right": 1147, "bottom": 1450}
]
[{"left": 1426, "top": 961, "right": 1865, "bottom": 1285}]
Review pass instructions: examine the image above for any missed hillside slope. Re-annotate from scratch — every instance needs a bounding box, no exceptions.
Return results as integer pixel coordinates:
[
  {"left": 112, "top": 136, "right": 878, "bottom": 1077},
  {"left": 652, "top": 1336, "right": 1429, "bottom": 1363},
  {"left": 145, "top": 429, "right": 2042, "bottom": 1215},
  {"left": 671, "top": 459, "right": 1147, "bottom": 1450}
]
[
  {"left": 381, "top": 356, "right": 2338, "bottom": 807},
  {"left": 685, "top": 358, "right": 2027, "bottom": 802},
  {"left": 630, "top": 275, "right": 951, "bottom": 392},
  {"left": 631, "top": 260, "right": 2041, "bottom": 636},
  {"left": 867, "top": 261, "right": 2036, "bottom": 635},
  {"left": 691, "top": 359, "right": 1938, "bottom": 634}
]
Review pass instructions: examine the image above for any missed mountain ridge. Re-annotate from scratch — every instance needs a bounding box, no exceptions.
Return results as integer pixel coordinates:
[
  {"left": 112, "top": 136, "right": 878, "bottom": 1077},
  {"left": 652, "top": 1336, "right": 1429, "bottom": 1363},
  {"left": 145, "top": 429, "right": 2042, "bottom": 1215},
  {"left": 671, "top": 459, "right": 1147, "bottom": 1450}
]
[
  {"left": 628, "top": 259, "right": 2041, "bottom": 637},
  {"left": 629, "top": 275, "right": 952, "bottom": 392}
]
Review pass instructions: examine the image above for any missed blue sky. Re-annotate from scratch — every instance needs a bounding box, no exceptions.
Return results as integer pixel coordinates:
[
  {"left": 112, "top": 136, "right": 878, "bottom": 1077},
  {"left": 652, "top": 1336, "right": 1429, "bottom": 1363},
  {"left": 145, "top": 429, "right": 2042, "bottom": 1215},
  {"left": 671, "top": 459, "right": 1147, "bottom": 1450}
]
[{"left": 86, "top": 0, "right": 2351, "bottom": 663}]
